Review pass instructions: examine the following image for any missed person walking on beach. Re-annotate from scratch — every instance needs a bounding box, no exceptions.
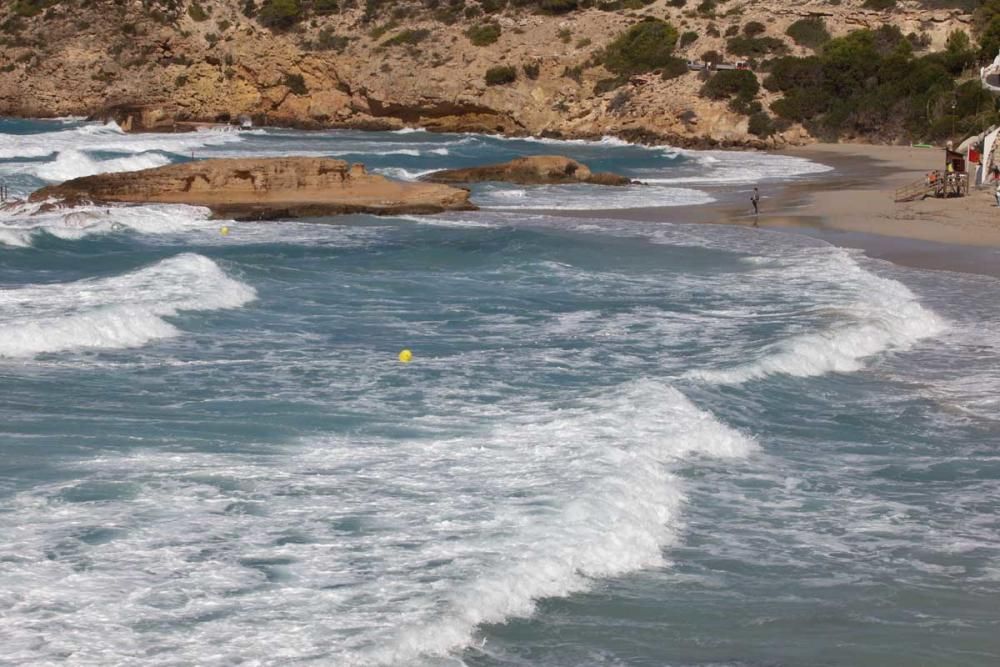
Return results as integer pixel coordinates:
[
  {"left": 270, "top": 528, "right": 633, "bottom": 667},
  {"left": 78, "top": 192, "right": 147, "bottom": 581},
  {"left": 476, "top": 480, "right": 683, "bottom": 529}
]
[{"left": 751, "top": 187, "right": 760, "bottom": 217}]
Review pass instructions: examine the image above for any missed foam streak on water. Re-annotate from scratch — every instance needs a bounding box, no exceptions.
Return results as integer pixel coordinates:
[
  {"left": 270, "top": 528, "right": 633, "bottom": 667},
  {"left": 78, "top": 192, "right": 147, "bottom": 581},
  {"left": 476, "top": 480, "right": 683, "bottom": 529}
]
[
  {"left": 0, "top": 380, "right": 752, "bottom": 665},
  {"left": 686, "top": 247, "right": 947, "bottom": 383},
  {"left": 0, "top": 253, "right": 256, "bottom": 357}
]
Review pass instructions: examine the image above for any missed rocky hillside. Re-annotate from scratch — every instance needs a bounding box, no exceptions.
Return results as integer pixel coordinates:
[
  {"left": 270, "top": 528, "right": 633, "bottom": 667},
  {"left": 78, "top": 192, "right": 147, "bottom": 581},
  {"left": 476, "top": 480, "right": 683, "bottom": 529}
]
[{"left": 0, "top": 0, "right": 988, "bottom": 146}]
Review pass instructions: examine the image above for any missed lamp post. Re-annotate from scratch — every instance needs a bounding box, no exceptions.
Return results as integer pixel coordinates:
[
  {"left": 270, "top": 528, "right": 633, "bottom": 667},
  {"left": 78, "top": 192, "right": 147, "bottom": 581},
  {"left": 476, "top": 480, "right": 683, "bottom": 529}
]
[{"left": 951, "top": 98, "right": 957, "bottom": 139}]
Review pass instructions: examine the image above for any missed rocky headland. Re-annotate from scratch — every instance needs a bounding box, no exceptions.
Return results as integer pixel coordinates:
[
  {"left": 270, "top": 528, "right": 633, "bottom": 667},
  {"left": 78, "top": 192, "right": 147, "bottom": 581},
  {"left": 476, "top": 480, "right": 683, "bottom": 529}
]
[
  {"left": 422, "top": 155, "right": 632, "bottom": 185},
  {"left": 0, "top": 1, "right": 986, "bottom": 148},
  {"left": 29, "top": 157, "right": 475, "bottom": 219}
]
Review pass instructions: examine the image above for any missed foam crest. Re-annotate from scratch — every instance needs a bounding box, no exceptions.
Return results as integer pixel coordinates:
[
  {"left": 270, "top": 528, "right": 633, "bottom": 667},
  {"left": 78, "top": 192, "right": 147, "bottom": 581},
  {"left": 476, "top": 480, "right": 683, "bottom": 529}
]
[
  {"left": 476, "top": 184, "right": 714, "bottom": 210},
  {"left": 688, "top": 249, "right": 946, "bottom": 384},
  {"left": 0, "top": 253, "right": 255, "bottom": 357},
  {"left": 0, "top": 381, "right": 752, "bottom": 664},
  {"left": 24, "top": 149, "right": 172, "bottom": 182},
  {"left": 0, "top": 202, "right": 224, "bottom": 247},
  {"left": 372, "top": 166, "right": 437, "bottom": 181},
  {"left": 0, "top": 121, "right": 244, "bottom": 159},
  {"left": 366, "top": 380, "right": 754, "bottom": 663},
  {"left": 639, "top": 150, "right": 832, "bottom": 184}
]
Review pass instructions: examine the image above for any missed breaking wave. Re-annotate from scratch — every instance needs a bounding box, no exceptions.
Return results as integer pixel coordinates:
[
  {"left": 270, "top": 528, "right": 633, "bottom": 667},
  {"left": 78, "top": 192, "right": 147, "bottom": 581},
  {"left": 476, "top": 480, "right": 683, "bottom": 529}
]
[{"left": 0, "top": 253, "right": 256, "bottom": 357}]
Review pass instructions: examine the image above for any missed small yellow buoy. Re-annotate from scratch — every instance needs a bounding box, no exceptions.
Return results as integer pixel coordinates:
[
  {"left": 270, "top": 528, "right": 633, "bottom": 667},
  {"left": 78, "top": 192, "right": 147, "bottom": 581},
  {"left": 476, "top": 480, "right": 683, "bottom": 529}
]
[
  {"left": 220, "top": 226, "right": 230, "bottom": 236},
  {"left": 398, "top": 349, "right": 413, "bottom": 363}
]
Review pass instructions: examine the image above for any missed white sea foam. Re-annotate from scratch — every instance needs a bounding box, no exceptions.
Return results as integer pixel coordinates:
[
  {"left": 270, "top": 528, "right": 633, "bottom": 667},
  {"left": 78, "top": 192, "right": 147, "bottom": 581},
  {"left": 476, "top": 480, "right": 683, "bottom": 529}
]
[
  {"left": 476, "top": 184, "right": 714, "bottom": 210},
  {"left": 0, "top": 121, "right": 244, "bottom": 159},
  {"left": 0, "top": 253, "right": 255, "bottom": 357},
  {"left": 687, "top": 248, "right": 947, "bottom": 384},
  {"left": 639, "top": 150, "right": 832, "bottom": 185},
  {"left": 0, "top": 227, "right": 34, "bottom": 247},
  {"left": 0, "top": 202, "right": 225, "bottom": 246},
  {"left": 373, "top": 167, "right": 438, "bottom": 181},
  {"left": 366, "top": 380, "right": 754, "bottom": 664},
  {"left": 22, "top": 149, "right": 172, "bottom": 182},
  {"left": 0, "top": 380, "right": 752, "bottom": 664}
]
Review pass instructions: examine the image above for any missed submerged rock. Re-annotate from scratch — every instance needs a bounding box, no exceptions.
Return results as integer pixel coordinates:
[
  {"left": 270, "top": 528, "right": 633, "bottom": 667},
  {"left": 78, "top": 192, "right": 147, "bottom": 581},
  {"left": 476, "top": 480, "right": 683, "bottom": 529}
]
[
  {"left": 421, "top": 155, "right": 634, "bottom": 186},
  {"left": 30, "top": 157, "right": 475, "bottom": 220}
]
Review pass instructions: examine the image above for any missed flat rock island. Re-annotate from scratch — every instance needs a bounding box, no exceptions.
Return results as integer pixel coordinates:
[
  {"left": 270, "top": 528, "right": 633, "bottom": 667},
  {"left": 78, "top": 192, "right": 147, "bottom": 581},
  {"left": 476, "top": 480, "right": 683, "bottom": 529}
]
[
  {"left": 29, "top": 157, "right": 475, "bottom": 220},
  {"left": 421, "top": 155, "right": 633, "bottom": 186}
]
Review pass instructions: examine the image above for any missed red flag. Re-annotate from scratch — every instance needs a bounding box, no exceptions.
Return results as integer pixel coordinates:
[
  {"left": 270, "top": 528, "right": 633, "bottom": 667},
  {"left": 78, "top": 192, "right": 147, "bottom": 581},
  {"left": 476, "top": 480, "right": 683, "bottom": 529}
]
[{"left": 969, "top": 148, "right": 981, "bottom": 163}]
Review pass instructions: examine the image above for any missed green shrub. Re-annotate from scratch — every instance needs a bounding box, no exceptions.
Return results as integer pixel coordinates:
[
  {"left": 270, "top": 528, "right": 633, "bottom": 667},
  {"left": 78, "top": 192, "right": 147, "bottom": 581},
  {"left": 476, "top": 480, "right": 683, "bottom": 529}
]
[
  {"left": 862, "top": 0, "right": 895, "bottom": 9},
  {"left": 382, "top": 28, "right": 430, "bottom": 46},
  {"left": 523, "top": 62, "right": 540, "bottom": 79},
  {"left": 668, "top": 0, "right": 686, "bottom": 6},
  {"left": 726, "top": 35, "right": 786, "bottom": 57},
  {"left": 696, "top": 0, "right": 715, "bottom": 14},
  {"left": 12, "top": 0, "right": 44, "bottom": 18},
  {"left": 283, "top": 72, "right": 307, "bottom": 94},
  {"left": 562, "top": 64, "right": 583, "bottom": 82},
  {"left": 761, "top": 26, "right": 999, "bottom": 142},
  {"left": 980, "top": 17, "right": 1000, "bottom": 61},
  {"left": 785, "top": 18, "right": 829, "bottom": 49},
  {"left": 747, "top": 111, "right": 774, "bottom": 137},
  {"left": 314, "top": 0, "right": 338, "bottom": 13},
  {"left": 485, "top": 64, "right": 517, "bottom": 85},
  {"left": 538, "top": 0, "right": 578, "bottom": 14},
  {"left": 763, "top": 55, "right": 823, "bottom": 92},
  {"left": 187, "top": 1, "right": 209, "bottom": 21},
  {"left": 743, "top": 21, "right": 765, "bottom": 37},
  {"left": 603, "top": 19, "right": 679, "bottom": 75},
  {"left": 1, "top": 16, "right": 25, "bottom": 34},
  {"left": 679, "top": 30, "right": 698, "bottom": 48},
  {"left": 594, "top": 75, "right": 627, "bottom": 94},
  {"left": 466, "top": 22, "right": 501, "bottom": 46},
  {"left": 316, "top": 28, "right": 350, "bottom": 51},
  {"left": 700, "top": 69, "right": 759, "bottom": 100},
  {"left": 258, "top": 0, "right": 301, "bottom": 29},
  {"left": 660, "top": 56, "right": 688, "bottom": 79}
]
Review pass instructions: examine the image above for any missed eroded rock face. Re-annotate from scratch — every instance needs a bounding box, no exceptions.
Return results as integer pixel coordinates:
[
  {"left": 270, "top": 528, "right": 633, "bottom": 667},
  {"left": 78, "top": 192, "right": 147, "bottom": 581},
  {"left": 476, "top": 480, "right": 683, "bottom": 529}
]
[
  {"left": 422, "top": 155, "right": 632, "bottom": 186},
  {"left": 0, "top": 3, "right": 975, "bottom": 147},
  {"left": 29, "top": 157, "right": 475, "bottom": 220}
]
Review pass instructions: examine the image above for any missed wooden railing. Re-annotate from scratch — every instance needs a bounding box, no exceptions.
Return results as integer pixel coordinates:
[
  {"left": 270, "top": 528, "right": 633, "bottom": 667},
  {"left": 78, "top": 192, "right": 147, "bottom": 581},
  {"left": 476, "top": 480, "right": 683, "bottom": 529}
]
[{"left": 894, "top": 173, "right": 969, "bottom": 202}]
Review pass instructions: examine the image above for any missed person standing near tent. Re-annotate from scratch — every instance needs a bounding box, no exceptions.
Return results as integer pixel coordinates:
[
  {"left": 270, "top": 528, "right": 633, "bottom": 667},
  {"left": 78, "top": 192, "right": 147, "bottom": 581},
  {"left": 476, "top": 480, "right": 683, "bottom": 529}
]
[
  {"left": 995, "top": 181, "right": 1000, "bottom": 207},
  {"left": 751, "top": 187, "right": 760, "bottom": 217}
]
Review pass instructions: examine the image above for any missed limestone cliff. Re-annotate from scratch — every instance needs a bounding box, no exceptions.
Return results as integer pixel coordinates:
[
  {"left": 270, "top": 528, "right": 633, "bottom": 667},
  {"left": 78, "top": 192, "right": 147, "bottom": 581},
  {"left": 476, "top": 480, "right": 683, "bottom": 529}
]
[{"left": 0, "top": 0, "right": 976, "bottom": 147}]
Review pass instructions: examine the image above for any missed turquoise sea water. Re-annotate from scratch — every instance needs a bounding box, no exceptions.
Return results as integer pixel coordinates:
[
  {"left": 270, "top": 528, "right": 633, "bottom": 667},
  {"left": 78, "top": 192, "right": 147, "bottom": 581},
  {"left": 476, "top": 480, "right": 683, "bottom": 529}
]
[{"left": 1, "top": 119, "right": 999, "bottom": 666}]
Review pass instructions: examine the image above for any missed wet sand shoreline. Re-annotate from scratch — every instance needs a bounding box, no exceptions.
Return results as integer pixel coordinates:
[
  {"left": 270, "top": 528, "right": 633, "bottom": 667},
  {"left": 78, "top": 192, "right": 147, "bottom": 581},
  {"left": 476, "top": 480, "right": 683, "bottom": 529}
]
[{"left": 552, "top": 143, "right": 1000, "bottom": 279}]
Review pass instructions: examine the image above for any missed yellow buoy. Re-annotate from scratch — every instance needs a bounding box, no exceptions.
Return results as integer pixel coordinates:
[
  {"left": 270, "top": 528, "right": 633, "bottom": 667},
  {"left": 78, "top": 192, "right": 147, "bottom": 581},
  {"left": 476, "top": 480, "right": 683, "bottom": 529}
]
[
  {"left": 398, "top": 349, "right": 413, "bottom": 363},
  {"left": 220, "top": 226, "right": 230, "bottom": 236}
]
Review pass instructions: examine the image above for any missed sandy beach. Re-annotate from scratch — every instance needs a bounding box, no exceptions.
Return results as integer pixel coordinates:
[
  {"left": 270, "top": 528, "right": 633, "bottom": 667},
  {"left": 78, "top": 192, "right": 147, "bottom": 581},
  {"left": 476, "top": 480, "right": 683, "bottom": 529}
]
[
  {"left": 625, "top": 143, "right": 1000, "bottom": 278},
  {"left": 779, "top": 144, "right": 1000, "bottom": 246}
]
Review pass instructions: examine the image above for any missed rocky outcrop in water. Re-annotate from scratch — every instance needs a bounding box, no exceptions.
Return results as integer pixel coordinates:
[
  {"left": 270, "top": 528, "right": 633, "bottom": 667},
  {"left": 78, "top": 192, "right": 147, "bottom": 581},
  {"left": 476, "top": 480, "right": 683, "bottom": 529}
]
[
  {"left": 422, "top": 155, "right": 632, "bottom": 186},
  {"left": 29, "top": 157, "right": 475, "bottom": 220}
]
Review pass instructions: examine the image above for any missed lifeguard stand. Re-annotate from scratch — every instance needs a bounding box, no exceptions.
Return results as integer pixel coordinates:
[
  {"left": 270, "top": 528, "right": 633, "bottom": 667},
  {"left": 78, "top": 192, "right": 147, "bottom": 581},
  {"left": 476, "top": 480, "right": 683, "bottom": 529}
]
[
  {"left": 893, "top": 145, "right": 969, "bottom": 201},
  {"left": 942, "top": 147, "right": 969, "bottom": 197}
]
